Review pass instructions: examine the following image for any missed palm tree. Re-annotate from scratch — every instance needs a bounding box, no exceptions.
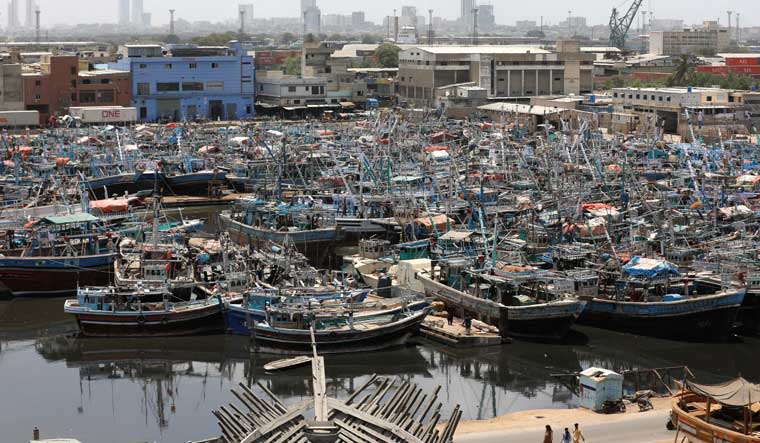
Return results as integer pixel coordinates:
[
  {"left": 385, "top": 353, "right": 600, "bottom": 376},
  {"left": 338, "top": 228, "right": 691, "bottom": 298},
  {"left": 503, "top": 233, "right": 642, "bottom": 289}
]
[{"left": 670, "top": 55, "right": 693, "bottom": 86}]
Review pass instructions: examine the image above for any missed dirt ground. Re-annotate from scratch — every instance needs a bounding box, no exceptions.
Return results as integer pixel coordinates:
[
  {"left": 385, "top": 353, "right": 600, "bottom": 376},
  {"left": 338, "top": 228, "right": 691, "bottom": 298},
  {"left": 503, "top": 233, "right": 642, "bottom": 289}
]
[{"left": 455, "top": 396, "right": 672, "bottom": 435}]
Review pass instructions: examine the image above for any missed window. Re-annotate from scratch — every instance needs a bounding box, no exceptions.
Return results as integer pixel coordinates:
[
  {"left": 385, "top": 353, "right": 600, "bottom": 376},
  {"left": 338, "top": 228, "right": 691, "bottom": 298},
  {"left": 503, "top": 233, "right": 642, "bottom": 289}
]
[
  {"left": 643, "top": 95, "right": 647, "bottom": 100},
  {"left": 156, "top": 82, "right": 180, "bottom": 92},
  {"left": 81, "top": 79, "right": 92, "bottom": 85},
  {"left": 70, "top": 67, "right": 76, "bottom": 75},
  {"left": 211, "top": 62, "right": 219, "bottom": 68},
  {"left": 165, "top": 63, "right": 173, "bottom": 69},
  {"left": 34, "top": 94, "right": 40, "bottom": 101},
  {"left": 659, "top": 96, "right": 663, "bottom": 101},
  {"left": 100, "top": 79, "right": 111, "bottom": 84},
  {"left": 706, "top": 96, "right": 712, "bottom": 102},
  {"left": 139, "top": 63, "right": 147, "bottom": 69},
  {"left": 666, "top": 97, "right": 671, "bottom": 102},
  {"left": 71, "top": 80, "right": 77, "bottom": 88},
  {"left": 182, "top": 82, "right": 204, "bottom": 91},
  {"left": 189, "top": 63, "right": 197, "bottom": 69},
  {"left": 35, "top": 80, "right": 41, "bottom": 86},
  {"left": 288, "top": 86, "right": 297, "bottom": 92},
  {"left": 311, "top": 86, "right": 320, "bottom": 95},
  {"left": 137, "top": 82, "right": 150, "bottom": 95},
  {"left": 293, "top": 99, "right": 301, "bottom": 104},
  {"left": 140, "top": 107, "right": 147, "bottom": 119},
  {"left": 206, "top": 81, "right": 224, "bottom": 91},
  {"left": 636, "top": 94, "right": 640, "bottom": 99},
  {"left": 613, "top": 92, "right": 618, "bottom": 98},
  {"left": 98, "top": 90, "right": 114, "bottom": 102},
  {"left": 79, "top": 91, "right": 96, "bottom": 103}
]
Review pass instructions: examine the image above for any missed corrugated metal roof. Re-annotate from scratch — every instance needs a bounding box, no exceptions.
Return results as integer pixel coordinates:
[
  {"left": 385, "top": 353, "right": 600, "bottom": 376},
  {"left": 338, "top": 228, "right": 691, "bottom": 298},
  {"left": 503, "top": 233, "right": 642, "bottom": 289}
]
[
  {"left": 413, "top": 45, "right": 549, "bottom": 55},
  {"left": 478, "top": 103, "right": 565, "bottom": 115}
]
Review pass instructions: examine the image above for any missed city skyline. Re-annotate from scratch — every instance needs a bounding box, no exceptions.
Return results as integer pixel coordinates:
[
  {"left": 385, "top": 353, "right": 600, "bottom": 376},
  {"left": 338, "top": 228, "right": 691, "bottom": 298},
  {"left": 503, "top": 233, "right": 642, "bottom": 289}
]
[{"left": 3, "top": 0, "right": 759, "bottom": 29}]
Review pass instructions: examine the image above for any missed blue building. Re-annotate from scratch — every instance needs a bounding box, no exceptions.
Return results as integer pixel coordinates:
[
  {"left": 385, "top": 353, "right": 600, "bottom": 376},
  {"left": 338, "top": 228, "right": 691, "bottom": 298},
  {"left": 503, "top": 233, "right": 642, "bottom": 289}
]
[{"left": 114, "top": 41, "right": 254, "bottom": 122}]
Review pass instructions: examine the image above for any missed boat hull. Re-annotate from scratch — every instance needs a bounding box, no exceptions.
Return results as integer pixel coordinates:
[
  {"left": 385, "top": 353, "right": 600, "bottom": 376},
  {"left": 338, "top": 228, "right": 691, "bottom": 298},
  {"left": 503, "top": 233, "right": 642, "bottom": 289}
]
[
  {"left": 225, "top": 307, "right": 428, "bottom": 354},
  {"left": 65, "top": 302, "right": 225, "bottom": 337},
  {"left": 578, "top": 290, "right": 744, "bottom": 341},
  {"left": 0, "top": 254, "right": 115, "bottom": 298}
]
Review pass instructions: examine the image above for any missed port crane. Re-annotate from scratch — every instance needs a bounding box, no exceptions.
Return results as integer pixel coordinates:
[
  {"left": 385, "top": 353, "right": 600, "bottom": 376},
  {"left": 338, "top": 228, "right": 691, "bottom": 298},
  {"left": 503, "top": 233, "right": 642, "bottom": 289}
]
[{"left": 609, "top": 0, "right": 644, "bottom": 49}]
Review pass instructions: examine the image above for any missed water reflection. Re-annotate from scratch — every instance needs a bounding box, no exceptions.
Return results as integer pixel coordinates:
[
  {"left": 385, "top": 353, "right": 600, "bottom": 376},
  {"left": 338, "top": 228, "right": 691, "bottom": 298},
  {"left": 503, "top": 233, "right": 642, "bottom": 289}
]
[{"left": 1, "top": 296, "right": 759, "bottom": 442}]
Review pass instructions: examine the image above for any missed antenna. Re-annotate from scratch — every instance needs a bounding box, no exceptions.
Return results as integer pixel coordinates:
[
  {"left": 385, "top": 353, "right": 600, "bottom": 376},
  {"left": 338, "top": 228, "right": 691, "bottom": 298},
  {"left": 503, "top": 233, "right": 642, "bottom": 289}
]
[
  {"left": 567, "top": 10, "right": 572, "bottom": 36},
  {"left": 726, "top": 10, "right": 732, "bottom": 39},
  {"left": 239, "top": 8, "right": 245, "bottom": 35},
  {"left": 169, "top": 9, "right": 175, "bottom": 35}
]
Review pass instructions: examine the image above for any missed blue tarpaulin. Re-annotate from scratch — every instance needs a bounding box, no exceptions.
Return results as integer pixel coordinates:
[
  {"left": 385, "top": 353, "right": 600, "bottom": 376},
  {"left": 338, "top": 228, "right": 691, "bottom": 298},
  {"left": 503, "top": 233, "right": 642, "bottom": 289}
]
[{"left": 622, "top": 256, "right": 679, "bottom": 278}]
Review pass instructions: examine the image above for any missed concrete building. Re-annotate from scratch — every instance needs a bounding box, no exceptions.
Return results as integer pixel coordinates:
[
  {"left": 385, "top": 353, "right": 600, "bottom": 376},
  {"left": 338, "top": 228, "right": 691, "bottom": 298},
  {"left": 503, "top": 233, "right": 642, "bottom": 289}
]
[
  {"left": 24, "top": 0, "right": 35, "bottom": 29},
  {"left": 7, "top": 0, "right": 20, "bottom": 30},
  {"left": 131, "top": 0, "right": 143, "bottom": 28},
  {"left": 255, "top": 71, "right": 327, "bottom": 109},
  {"left": 650, "top": 22, "right": 730, "bottom": 56},
  {"left": 23, "top": 55, "right": 131, "bottom": 124},
  {"left": 478, "top": 5, "right": 495, "bottom": 30},
  {"left": 351, "top": 12, "right": 365, "bottom": 28},
  {"left": 118, "top": 0, "right": 130, "bottom": 26},
  {"left": 460, "top": 0, "right": 475, "bottom": 26},
  {"left": 254, "top": 49, "right": 301, "bottom": 71},
  {"left": 398, "top": 40, "right": 595, "bottom": 107},
  {"left": 303, "top": 6, "right": 321, "bottom": 33},
  {"left": 114, "top": 41, "right": 254, "bottom": 122},
  {"left": 400, "top": 6, "right": 417, "bottom": 29},
  {"left": 0, "top": 63, "right": 24, "bottom": 111},
  {"left": 611, "top": 86, "right": 749, "bottom": 140}
]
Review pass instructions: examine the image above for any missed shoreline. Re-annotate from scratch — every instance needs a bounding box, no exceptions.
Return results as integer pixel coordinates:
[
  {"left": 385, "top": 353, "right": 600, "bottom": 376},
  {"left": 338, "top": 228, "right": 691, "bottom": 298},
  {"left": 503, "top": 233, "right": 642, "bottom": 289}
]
[{"left": 453, "top": 397, "right": 673, "bottom": 443}]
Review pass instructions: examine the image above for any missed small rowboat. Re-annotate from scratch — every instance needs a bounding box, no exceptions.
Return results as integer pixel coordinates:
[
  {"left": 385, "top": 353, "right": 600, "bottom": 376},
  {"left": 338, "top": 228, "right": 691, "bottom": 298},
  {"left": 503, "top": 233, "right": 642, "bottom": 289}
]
[{"left": 263, "top": 355, "right": 312, "bottom": 372}]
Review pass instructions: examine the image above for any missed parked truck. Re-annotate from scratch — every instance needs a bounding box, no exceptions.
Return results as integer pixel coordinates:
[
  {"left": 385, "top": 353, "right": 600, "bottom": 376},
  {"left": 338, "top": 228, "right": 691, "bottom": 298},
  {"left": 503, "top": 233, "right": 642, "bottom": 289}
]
[
  {"left": 0, "top": 111, "right": 40, "bottom": 127},
  {"left": 67, "top": 106, "right": 137, "bottom": 124}
]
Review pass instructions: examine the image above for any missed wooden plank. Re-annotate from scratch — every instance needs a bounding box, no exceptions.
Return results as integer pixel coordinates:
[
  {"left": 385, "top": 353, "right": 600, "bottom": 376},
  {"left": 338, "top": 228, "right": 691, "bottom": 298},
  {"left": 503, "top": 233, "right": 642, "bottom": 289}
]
[
  {"left": 313, "top": 355, "right": 328, "bottom": 422},
  {"left": 239, "top": 399, "right": 312, "bottom": 443},
  {"left": 327, "top": 397, "right": 426, "bottom": 443}
]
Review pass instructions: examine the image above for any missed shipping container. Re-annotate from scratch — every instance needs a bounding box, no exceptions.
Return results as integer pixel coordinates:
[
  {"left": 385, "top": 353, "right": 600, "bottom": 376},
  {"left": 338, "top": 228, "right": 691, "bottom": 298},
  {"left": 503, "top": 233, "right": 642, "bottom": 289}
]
[
  {"left": 68, "top": 106, "right": 137, "bottom": 124},
  {"left": 0, "top": 110, "right": 40, "bottom": 127},
  {"left": 725, "top": 56, "right": 760, "bottom": 67}
]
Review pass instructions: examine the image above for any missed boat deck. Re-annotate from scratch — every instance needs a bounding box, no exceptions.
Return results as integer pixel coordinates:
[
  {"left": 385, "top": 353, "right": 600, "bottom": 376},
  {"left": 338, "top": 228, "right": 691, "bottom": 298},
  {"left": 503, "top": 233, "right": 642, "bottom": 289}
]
[{"left": 419, "top": 316, "right": 504, "bottom": 347}]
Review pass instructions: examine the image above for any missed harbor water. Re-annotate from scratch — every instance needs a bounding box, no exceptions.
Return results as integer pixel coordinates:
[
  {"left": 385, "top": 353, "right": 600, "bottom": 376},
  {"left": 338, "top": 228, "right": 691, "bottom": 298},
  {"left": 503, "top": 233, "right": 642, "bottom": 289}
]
[{"left": 2, "top": 295, "right": 759, "bottom": 442}]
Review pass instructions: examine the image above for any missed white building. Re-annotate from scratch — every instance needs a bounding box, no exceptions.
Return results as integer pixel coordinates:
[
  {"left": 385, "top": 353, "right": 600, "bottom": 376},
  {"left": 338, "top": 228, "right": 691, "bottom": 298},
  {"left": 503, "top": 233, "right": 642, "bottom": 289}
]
[
  {"left": 131, "top": 0, "right": 143, "bottom": 28},
  {"left": 256, "top": 72, "right": 327, "bottom": 107},
  {"left": 650, "top": 22, "right": 730, "bottom": 56}
]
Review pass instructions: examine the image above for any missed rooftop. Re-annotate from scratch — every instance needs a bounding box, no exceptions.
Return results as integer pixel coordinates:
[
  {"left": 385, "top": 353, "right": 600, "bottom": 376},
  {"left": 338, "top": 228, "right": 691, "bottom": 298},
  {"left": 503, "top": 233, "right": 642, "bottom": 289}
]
[
  {"left": 478, "top": 103, "right": 566, "bottom": 115},
  {"left": 413, "top": 45, "right": 550, "bottom": 55}
]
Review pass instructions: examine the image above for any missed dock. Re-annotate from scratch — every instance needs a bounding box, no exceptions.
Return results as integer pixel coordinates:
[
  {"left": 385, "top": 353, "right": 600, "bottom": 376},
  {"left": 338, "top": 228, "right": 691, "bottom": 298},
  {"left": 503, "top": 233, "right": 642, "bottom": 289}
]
[
  {"left": 161, "top": 193, "right": 249, "bottom": 208},
  {"left": 419, "top": 317, "right": 504, "bottom": 347}
]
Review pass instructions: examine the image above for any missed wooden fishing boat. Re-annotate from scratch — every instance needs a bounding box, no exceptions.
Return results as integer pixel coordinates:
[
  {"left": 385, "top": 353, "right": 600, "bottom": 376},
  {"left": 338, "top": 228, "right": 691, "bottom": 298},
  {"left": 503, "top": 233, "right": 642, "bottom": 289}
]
[
  {"left": 225, "top": 296, "right": 430, "bottom": 354},
  {"left": 263, "top": 355, "right": 312, "bottom": 371},
  {"left": 64, "top": 286, "right": 231, "bottom": 337},
  {"left": 671, "top": 377, "right": 760, "bottom": 442}
]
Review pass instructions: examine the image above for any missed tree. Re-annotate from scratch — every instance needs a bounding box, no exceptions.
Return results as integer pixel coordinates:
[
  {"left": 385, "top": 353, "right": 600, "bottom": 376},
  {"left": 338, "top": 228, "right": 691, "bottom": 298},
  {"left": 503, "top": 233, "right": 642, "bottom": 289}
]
[
  {"left": 280, "top": 32, "right": 296, "bottom": 45},
  {"left": 526, "top": 30, "right": 545, "bottom": 39},
  {"left": 165, "top": 34, "right": 180, "bottom": 44},
  {"left": 669, "top": 55, "right": 693, "bottom": 86},
  {"left": 304, "top": 33, "right": 318, "bottom": 44},
  {"left": 361, "top": 34, "right": 379, "bottom": 44},
  {"left": 375, "top": 43, "right": 401, "bottom": 68},
  {"left": 282, "top": 56, "right": 301, "bottom": 76},
  {"left": 192, "top": 31, "right": 239, "bottom": 46}
]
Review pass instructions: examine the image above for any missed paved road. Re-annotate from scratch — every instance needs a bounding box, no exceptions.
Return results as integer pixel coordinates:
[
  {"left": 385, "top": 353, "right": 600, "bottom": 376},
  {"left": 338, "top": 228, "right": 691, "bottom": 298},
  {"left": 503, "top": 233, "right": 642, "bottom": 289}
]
[{"left": 455, "top": 409, "right": 674, "bottom": 443}]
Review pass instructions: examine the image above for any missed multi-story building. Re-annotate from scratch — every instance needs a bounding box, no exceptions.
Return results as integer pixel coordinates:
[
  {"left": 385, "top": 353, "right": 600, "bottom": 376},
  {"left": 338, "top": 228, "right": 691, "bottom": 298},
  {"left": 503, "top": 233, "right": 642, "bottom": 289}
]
[
  {"left": 650, "top": 22, "right": 730, "bottom": 56},
  {"left": 118, "top": 0, "right": 130, "bottom": 26},
  {"left": 131, "top": 0, "right": 144, "bottom": 28},
  {"left": 254, "top": 49, "right": 301, "bottom": 71},
  {"left": 24, "top": 0, "right": 35, "bottom": 29},
  {"left": 397, "top": 40, "right": 595, "bottom": 106},
  {"left": 7, "top": 0, "right": 20, "bottom": 30},
  {"left": 255, "top": 71, "right": 326, "bottom": 108},
  {"left": 0, "top": 63, "right": 24, "bottom": 111},
  {"left": 114, "top": 41, "right": 254, "bottom": 122},
  {"left": 351, "top": 12, "right": 365, "bottom": 28},
  {"left": 23, "top": 55, "right": 131, "bottom": 124},
  {"left": 610, "top": 86, "right": 748, "bottom": 140},
  {"left": 460, "top": 0, "right": 475, "bottom": 26},
  {"left": 478, "top": 5, "right": 495, "bottom": 30}
]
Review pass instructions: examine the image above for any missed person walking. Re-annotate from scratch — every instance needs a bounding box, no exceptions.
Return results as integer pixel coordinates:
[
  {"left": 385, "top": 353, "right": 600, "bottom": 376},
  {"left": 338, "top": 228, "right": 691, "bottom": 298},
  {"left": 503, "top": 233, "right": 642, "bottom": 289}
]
[
  {"left": 572, "top": 423, "right": 585, "bottom": 443},
  {"left": 561, "top": 427, "right": 571, "bottom": 443},
  {"left": 543, "top": 425, "right": 554, "bottom": 443}
]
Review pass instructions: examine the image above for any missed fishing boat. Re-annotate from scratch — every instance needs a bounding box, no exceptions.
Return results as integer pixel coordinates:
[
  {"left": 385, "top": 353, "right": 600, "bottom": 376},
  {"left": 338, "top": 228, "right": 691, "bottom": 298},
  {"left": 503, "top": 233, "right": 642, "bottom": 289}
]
[
  {"left": 64, "top": 285, "right": 229, "bottom": 337},
  {"left": 671, "top": 377, "right": 760, "bottom": 442},
  {"left": 220, "top": 198, "right": 340, "bottom": 262},
  {"left": 578, "top": 257, "right": 745, "bottom": 341},
  {"left": 224, "top": 294, "right": 429, "bottom": 354},
  {"left": 416, "top": 261, "right": 585, "bottom": 341},
  {"left": 0, "top": 213, "right": 117, "bottom": 298}
]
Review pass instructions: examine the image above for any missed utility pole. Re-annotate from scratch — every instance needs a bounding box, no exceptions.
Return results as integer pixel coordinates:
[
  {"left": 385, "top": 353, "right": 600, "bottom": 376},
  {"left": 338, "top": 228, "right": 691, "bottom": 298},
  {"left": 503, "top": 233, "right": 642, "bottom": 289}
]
[
  {"left": 393, "top": 9, "right": 398, "bottom": 43},
  {"left": 726, "top": 10, "right": 732, "bottom": 40},
  {"left": 169, "top": 9, "right": 175, "bottom": 35},
  {"left": 239, "top": 8, "right": 245, "bottom": 35},
  {"left": 567, "top": 10, "right": 572, "bottom": 37},
  {"left": 641, "top": 10, "right": 647, "bottom": 34},
  {"left": 34, "top": 9, "right": 40, "bottom": 43},
  {"left": 540, "top": 15, "right": 543, "bottom": 34},
  {"left": 736, "top": 13, "right": 740, "bottom": 42},
  {"left": 472, "top": 8, "right": 479, "bottom": 45},
  {"left": 428, "top": 9, "right": 433, "bottom": 45}
]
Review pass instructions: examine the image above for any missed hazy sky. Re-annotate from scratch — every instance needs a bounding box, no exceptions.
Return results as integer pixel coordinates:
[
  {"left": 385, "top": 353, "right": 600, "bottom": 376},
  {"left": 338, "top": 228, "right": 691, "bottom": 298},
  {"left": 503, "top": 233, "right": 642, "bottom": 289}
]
[{"left": 29, "top": 0, "right": 759, "bottom": 27}]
